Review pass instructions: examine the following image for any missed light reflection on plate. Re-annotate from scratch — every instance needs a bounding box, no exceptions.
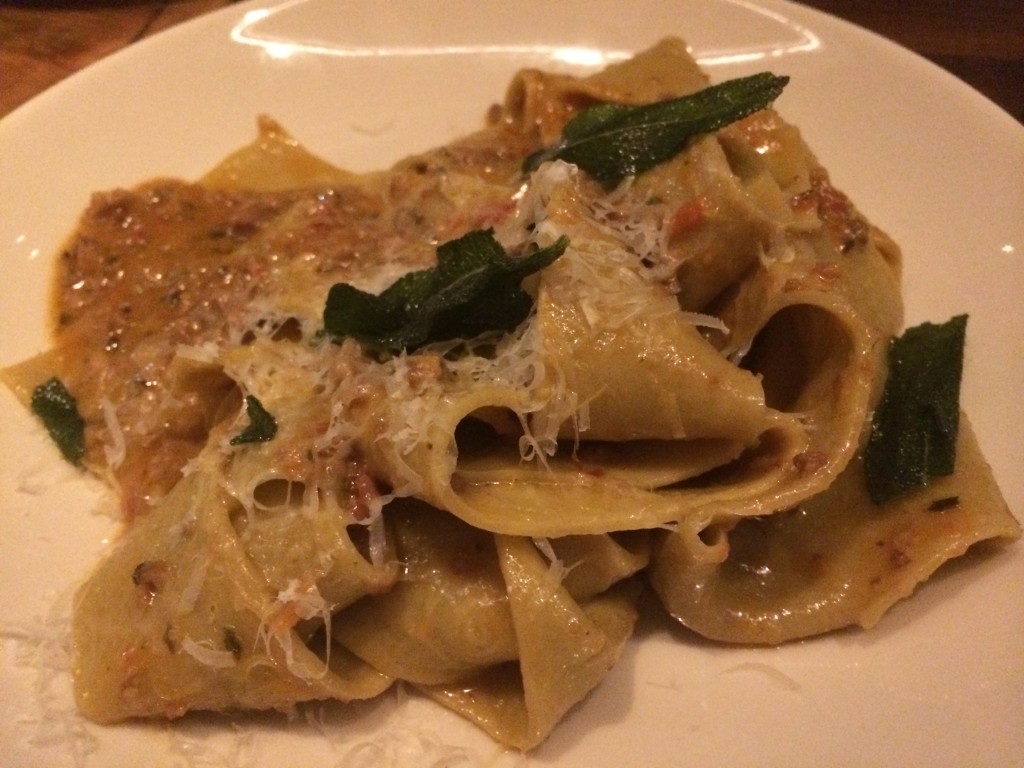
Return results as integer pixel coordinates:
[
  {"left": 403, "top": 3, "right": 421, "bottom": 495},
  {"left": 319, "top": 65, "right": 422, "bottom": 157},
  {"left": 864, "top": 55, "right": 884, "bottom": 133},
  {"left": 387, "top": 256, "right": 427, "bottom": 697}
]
[
  {"left": 230, "top": 0, "right": 821, "bottom": 66},
  {"left": 0, "top": 1, "right": 1021, "bottom": 766}
]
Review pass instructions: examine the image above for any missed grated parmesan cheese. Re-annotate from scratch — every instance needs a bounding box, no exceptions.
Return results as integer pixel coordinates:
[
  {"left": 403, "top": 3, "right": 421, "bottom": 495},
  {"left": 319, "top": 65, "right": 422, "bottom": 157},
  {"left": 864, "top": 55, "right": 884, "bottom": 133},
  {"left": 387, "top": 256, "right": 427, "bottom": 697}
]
[
  {"left": 257, "top": 580, "right": 333, "bottom": 682},
  {"left": 180, "top": 636, "right": 238, "bottom": 669},
  {"left": 176, "top": 557, "right": 209, "bottom": 616},
  {"left": 99, "top": 397, "right": 126, "bottom": 470},
  {"left": 531, "top": 537, "right": 577, "bottom": 586}
]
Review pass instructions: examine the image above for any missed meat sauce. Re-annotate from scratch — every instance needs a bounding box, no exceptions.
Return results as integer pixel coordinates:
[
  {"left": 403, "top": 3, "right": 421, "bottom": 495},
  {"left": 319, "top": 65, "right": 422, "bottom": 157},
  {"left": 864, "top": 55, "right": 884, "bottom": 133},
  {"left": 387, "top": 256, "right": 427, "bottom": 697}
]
[{"left": 50, "top": 120, "right": 532, "bottom": 519}]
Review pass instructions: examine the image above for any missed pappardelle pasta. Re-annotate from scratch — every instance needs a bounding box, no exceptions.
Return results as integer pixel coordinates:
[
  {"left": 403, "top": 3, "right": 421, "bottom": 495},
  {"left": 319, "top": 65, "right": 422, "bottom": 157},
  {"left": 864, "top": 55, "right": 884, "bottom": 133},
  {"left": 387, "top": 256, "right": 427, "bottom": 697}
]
[{"left": 2, "top": 39, "right": 1018, "bottom": 750}]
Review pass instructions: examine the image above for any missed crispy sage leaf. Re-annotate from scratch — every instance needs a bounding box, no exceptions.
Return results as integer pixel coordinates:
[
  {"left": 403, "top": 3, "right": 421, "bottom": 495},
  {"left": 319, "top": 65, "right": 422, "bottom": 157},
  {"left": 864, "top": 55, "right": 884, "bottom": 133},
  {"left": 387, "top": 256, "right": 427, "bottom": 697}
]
[
  {"left": 865, "top": 315, "right": 968, "bottom": 504},
  {"left": 230, "top": 395, "right": 278, "bottom": 445},
  {"left": 323, "top": 229, "right": 569, "bottom": 354},
  {"left": 31, "top": 377, "right": 86, "bottom": 464},
  {"left": 523, "top": 72, "right": 789, "bottom": 185}
]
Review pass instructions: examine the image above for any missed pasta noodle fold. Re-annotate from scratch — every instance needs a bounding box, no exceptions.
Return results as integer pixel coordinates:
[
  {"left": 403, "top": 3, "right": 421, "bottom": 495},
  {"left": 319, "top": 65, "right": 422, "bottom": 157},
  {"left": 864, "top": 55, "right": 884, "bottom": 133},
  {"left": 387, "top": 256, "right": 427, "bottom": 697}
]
[
  {"left": 72, "top": 471, "right": 396, "bottom": 722},
  {"left": 652, "top": 415, "right": 1019, "bottom": 643},
  {"left": 331, "top": 502, "right": 645, "bottom": 748},
  {"left": 419, "top": 536, "right": 642, "bottom": 750}
]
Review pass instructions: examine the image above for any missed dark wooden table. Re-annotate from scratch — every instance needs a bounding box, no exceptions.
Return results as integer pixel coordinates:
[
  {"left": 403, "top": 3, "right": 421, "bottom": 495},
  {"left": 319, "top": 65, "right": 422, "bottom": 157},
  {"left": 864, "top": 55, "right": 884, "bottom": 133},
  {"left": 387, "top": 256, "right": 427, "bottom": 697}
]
[{"left": 2, "top": 0, "right": 1022, "bottom": 124}]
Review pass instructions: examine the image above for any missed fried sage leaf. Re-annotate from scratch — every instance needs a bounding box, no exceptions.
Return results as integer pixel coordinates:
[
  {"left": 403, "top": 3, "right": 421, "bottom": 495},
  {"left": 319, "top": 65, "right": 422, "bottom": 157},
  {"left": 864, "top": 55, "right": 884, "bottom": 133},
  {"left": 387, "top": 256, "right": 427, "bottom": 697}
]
[
  {"left": 523, "top": 72, "right": 789, "bottom": 185},
  {"left": 323, "top": 229, "right": 569, "bottom": 354},
  {"left": 865, "top": 315, "right": 968, "bottom": 504},
  {"left": 230, "top": 395, "right": 278, "bottom": 445},
  {"left": 31, "top": 377, "right": 86, "bottom": 464}
]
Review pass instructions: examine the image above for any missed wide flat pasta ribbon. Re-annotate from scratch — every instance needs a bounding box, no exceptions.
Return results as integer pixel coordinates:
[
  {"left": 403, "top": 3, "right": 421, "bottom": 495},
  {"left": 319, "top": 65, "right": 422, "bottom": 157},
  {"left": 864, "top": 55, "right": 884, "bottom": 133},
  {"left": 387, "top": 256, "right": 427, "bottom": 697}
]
[
  {"left": 72, "top": 470, "right": 396, "bottom": 723},
  {"left": 329, "top": 501, "right": 646, "bottom": 749},
  {"left": 418, "top": 535, "right": 642, "bottom": 750},
  {"left": 652, "top": 415, "right": 1020, "bottom": 643}
]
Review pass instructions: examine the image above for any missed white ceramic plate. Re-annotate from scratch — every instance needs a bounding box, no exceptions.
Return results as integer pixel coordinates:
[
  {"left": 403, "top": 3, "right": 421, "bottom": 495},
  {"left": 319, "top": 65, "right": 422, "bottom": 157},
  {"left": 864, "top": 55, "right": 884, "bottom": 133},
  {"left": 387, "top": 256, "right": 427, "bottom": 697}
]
[{"left": 1, "top": 1, "right": 1021, "bottom": 766}]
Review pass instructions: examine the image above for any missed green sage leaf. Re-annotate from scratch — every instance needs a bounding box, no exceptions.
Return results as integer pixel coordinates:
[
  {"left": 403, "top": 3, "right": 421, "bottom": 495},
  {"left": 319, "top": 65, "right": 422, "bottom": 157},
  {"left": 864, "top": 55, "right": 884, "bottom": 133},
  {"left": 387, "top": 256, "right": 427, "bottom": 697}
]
[
  {"left": 864, "top": 315, "right": 968, "bottom": 504},
  {"left": 523, "top": 72, "right": 789, "bottom": 185},
  {"left": 31, "top": 377, "right": 86, "bottom": 464},
  {"left": 323, "top": 229, "right": 569, "bottom": 354},
  {"left": 230, "top": 395, "right": 278, "bottom": 445}
]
